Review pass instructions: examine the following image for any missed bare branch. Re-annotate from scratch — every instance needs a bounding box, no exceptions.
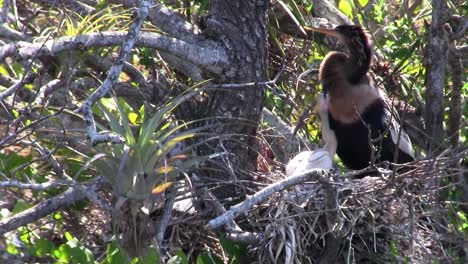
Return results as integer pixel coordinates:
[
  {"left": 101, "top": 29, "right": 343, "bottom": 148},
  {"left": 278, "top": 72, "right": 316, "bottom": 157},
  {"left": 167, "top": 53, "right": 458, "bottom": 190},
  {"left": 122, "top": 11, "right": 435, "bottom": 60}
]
[
  {"left": 0, "top": 42, "right": 18, "bottom": 61},
  {"left": 0, "top": 179, "right": 71, "bottom": 190},
  {"left": 0, "top": 177, "right": 105, "bottom": 235},
  {"left": 0, "top": 24, "right": 28, "bottom": 41},
  {"left": 0, "top": 73, "right": 35, "bottom": 101},
  {"left": 109, "top": 0, "right": 199, "bottom": 42},
  {"left": 312, "top": 0, "right": 352, "bottom": 26},
  {"left": 76, "top": 0, "right": 152, "bottom": 145},
  {"left": 206, "top": 169, "right": 332, "bottom": 230},
  {"left": 35, "top": 79, "right": 64, "bottom": 105},
  {"left": 8, "top": 32, "right": 227, "bottom": 75},
  {"left": 0, "top": 0, "right": 9, "bottom": 23},
  {"left": 156, "top": 183, "right": 177, "bottom": 254}
]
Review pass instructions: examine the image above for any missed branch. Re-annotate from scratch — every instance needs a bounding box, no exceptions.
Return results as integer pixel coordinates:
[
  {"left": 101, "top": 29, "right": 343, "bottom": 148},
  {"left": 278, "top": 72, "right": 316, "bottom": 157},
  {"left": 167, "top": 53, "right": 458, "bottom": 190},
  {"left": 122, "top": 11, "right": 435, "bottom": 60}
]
[
  {"left": 0, "top": 42, "right": 18, "bottom": 61},
  {"left": 108, "top": 0, "right": 199, "bottom": 43},
  {"left": 312, "top": 0, "right": 352, "bottom": 26},
  {"left": 0, "top": 177, "right": 106, "bottom": 235},
  {"left": 0, "top": 179, "right": 71, "bottom": 191},
  {"left": 0, "top": 24, "right": 29, "bottom": 41},
  {"left": 76, "top": 0, "right": 152, "bottom": 145},
  {"left": 0, "top": 0, "right": 9, "bottom": 23},
  {"left": 35, "top": 79, "right": 64, "bottom": 105},
  {"left": 206, "top": 169, "right": 332, "bottom": 229},
  {"left": 155, "top": 183, "right": 177, "bottom": 255},
  {"left": 261, "top": 108, "right": 314, "bottom": 163},
  {"left": 6, "top": 32, "right": 227, "bottom": 75},
  {"left": 0, "top": 73, "right": 35, "bottom": 101}
]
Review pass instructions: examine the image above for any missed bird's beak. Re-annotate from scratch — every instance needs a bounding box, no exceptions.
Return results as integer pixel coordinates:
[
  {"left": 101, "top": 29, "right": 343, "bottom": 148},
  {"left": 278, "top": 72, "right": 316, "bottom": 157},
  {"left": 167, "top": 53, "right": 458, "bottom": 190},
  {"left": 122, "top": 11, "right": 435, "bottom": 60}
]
[{"left": 304, "top": 26, "right": 342, "bottom": 39}]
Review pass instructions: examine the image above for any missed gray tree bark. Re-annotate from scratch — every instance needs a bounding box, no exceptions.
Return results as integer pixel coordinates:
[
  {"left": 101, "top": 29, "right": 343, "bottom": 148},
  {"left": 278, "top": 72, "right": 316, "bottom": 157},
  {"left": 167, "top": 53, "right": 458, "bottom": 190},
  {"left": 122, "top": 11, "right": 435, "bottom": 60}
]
[
  {"left": 201, "top": 0, "right": 269, "bottom": 202},
  {"left": 423, "top": 0, "right": 449, "bottom": 152}
]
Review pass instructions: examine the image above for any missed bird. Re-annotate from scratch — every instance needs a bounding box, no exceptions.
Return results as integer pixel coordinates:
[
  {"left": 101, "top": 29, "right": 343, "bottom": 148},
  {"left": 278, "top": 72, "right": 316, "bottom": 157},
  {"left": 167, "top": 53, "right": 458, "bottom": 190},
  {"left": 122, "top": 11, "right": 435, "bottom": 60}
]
[
  {"left": 286, "top": 93, "right": 337, "bottom": 176},
  {"left": 305, "top": 24, "right": 415, "bottom": 170}
]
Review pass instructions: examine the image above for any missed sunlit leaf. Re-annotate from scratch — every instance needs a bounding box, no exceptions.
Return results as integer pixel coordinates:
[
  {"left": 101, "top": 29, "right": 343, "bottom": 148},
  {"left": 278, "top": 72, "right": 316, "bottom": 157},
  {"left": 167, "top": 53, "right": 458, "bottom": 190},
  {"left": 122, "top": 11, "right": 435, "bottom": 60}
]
[
  {"left": 356, "top": 0, "right": 368, "bottom": 7},
  {"left": 33, "top": 238, "right": 56, "bottom": 257},
  {"left": 151, "top": 181, "right": 173, "bottom": 195},
  {"left": 106, "top": 241, "right": 127, "bottom": 264},
  {"left": 338, "top": 0, "right": 354, "bottom": 18}
]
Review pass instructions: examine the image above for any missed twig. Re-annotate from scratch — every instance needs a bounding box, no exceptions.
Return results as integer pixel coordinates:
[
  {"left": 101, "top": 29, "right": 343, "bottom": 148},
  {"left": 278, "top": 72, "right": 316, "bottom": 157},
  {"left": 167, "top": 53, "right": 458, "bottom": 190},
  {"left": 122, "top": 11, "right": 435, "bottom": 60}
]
[
  {"left": 76, "top": 0, "right": 152, "bottom": 145},
  {"left": 206, "top": 168, "right": 331, "bottom": 229},
  {"left": 155, "top": 182, "right": 177, "bottom": 255},
  {"left": 0, "top": 24, "right": 28, "bottom": 41},
  {"left": 0, "top": 179, "right": 71, "bottom": 190},
  {"left": 34, "top": 79, "right": 64, "bottom": 105},
  {"left": 0, "top": 0, "right": 9, "bottom": 23},
  {"left": 0, "top": 177, "right": 105, "bottom": 235},
  {"left": 0, "top": 73, "right": 35, "bottom": 101}
]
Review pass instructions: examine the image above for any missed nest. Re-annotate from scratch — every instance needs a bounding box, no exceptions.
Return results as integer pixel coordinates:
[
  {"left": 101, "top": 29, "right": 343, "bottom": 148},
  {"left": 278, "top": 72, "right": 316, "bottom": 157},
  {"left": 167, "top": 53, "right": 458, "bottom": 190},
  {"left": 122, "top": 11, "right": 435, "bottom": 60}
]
[
  {"left": 246, "top": 152, "right": 467, "bottom": 263},
  {"left": 154, "top": 149, "right": 466, "bottom": 263}
]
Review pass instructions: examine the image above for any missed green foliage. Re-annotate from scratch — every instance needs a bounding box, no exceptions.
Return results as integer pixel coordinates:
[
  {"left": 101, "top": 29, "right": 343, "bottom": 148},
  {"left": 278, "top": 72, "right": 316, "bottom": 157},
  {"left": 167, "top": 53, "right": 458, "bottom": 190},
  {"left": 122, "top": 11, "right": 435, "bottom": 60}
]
[
  {"left": 105, "top": 241, "right": 128, "bottom": 264},
  {"left": 62, "top": 7, "right": 130, "bottom": 36},
  {"left": 338, "top": 0, "right": 354, "bottom": 18},
  {"left": 219, "top": 234, "right": 246, "bottom": 263},
  {"left": 92, "top": 89, "right": 213, "bottom": 202},
  {"left": 196, "top": 253, "right": 224, "bottom": 264},
  {"left": 0, "top": 152, "right": 34, "bottom": 179},
  {"left": 167, "top": 249, "right": 189, "bottom": 264}
]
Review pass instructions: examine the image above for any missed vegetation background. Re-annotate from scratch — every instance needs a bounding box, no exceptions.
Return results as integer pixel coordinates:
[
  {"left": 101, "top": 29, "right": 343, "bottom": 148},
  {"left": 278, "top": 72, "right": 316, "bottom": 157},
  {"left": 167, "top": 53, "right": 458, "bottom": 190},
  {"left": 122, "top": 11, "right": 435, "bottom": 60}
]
[{"left": 0, "top": 0, "right": 466, "bottom": 263}]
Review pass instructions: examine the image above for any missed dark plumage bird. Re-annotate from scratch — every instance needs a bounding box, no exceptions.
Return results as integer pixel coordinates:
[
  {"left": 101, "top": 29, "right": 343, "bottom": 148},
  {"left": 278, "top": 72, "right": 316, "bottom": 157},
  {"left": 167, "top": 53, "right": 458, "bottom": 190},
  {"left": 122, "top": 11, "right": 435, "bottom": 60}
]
[{"left": 306, "top": 25, "right": 415, "bottom": 170}]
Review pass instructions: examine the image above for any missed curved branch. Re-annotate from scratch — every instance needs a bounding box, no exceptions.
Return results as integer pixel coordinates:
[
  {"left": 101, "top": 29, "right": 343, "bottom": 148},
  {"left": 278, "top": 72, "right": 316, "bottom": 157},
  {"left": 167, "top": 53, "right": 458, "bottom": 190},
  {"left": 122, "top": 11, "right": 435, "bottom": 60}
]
[
  {"left": 0, "top": 177, "right": 106, "bottom": 236},
  {"left": 7, "top": 32, "right": 227, "bottom": 75},
  {"left": 312, "top": 0, "right": 352, "bottom": 26},
  {"left": 206, "top": 168, "right": 332, "bottom": 230}
]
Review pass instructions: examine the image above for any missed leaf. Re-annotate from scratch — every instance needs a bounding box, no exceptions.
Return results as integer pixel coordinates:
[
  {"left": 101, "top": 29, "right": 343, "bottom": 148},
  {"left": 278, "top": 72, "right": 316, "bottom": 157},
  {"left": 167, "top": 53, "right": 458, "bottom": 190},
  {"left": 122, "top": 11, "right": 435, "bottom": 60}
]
[
  {"left": 106, "top": 241, "right": 127, "bottom": 264},
  {"left": 139, "top": 247, "right": 159, "bottom": 264},
  {"left": 167, "top": 249, "right": 189, "bottom": 264},
  {"left": 219, "top": 234, "right": 246, "bottom": 260},
  {"left": 338, "top": 0, "right": 354, "bottom": 18},
  {"left": 64, "top": 231, "right": 74, "bottom": 242},
  {"left": 33, "top": 238, "right": 56, "bottom": 257},
  {"left": 356, "top": 0, "right": 368, "bottom": 7},
  {"left": 151, "top": 182, "right": 173, "bottom": 195},
  {"left": 128, "top": 112, "right": 138, "bottom": 125},
  {"left": 196, "top": 253, "right": 223, "bottom": 264}
]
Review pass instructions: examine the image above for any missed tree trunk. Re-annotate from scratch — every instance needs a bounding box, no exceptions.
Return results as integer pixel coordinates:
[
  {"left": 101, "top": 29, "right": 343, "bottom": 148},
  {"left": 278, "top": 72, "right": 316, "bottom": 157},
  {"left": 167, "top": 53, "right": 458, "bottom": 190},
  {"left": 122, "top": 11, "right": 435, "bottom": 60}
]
[
  {"left": 423, "top": 0, "right": 448, "bottom": 153},
  {"left": 201, "top": 0, "right": 269, "bottom": 202}
]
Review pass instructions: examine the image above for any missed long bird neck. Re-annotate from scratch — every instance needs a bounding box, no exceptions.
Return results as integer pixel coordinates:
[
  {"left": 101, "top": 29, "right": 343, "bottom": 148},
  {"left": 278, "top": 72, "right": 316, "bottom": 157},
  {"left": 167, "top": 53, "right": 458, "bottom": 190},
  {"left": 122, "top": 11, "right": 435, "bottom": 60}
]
[
  {"left": 318, "top": 99, "right": 337, "bottom": 157},
  {"left": 344, "top": 37, "right": 372, "bottom": 84}
]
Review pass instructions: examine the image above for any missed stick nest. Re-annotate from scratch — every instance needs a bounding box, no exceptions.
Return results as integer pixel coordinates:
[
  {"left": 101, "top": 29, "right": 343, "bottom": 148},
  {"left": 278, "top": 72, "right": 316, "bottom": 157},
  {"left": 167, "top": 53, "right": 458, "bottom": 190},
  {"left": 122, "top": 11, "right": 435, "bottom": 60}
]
[{"left": 248, "top": 151, "right": 466, "bottom": 263}]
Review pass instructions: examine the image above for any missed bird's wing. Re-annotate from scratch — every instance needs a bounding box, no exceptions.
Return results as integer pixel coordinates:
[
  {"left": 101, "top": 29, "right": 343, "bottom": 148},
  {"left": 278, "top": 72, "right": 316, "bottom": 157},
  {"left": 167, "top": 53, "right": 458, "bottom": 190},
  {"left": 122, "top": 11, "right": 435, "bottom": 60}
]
[{"left": 382, "top": 100, "right": 415, "bottom": 159}]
